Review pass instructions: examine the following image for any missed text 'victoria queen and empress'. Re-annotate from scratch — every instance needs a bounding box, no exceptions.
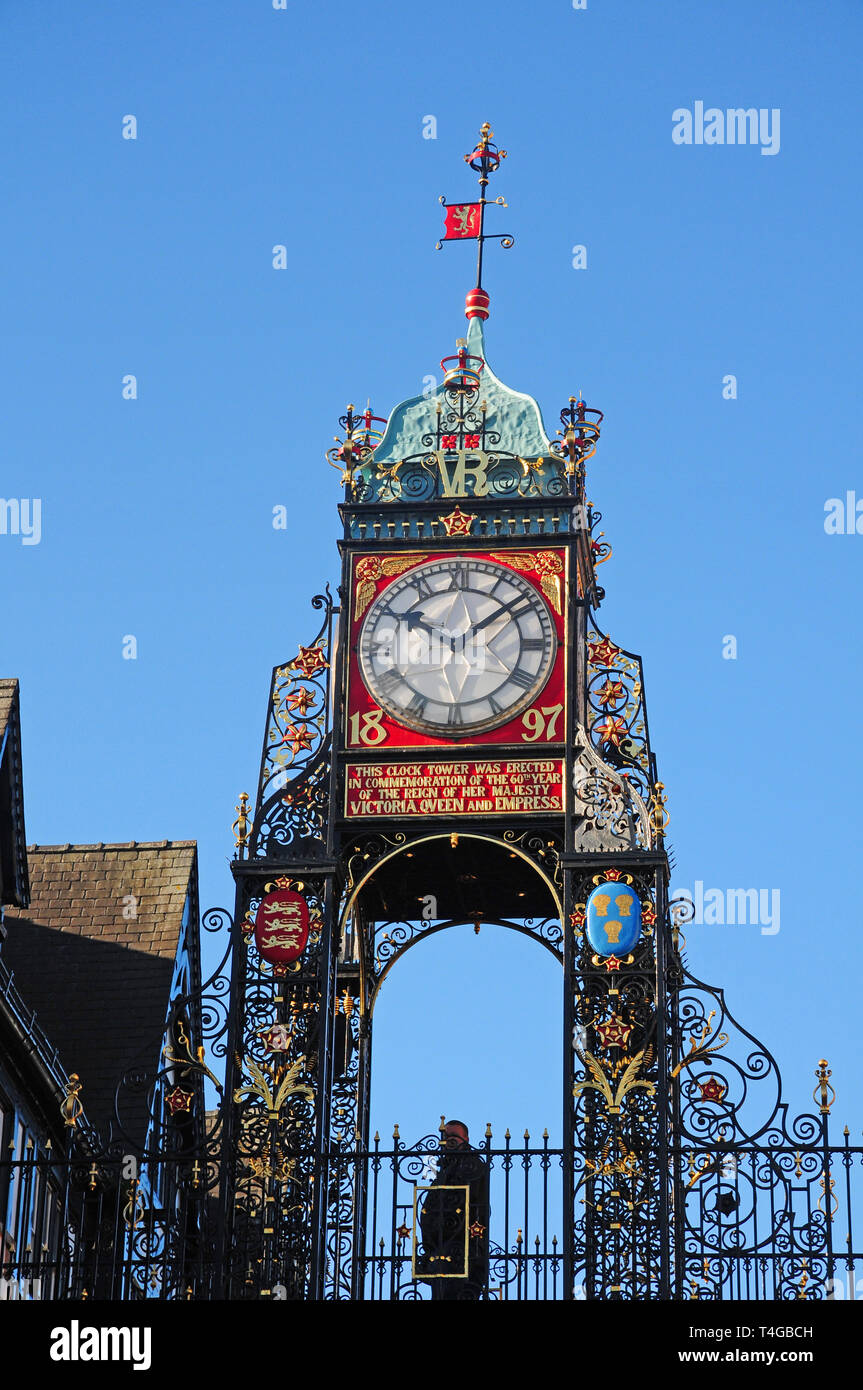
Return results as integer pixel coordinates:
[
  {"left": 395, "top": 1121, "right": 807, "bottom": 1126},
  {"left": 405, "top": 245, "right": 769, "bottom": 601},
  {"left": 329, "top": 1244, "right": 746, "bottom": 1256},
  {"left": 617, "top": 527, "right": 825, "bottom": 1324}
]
[{"left": 345, "top": 760, "right": 564, "bottom": 817}]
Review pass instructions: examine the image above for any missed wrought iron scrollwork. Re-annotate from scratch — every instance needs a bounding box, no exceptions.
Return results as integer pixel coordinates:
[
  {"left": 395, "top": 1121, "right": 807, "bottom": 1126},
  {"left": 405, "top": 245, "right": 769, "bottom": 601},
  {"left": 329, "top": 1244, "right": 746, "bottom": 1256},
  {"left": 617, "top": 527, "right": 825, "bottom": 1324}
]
[
  {"left": 248, "top": 590, "right": 335, "bottom": 860},
  {"left": 586, "top": 618, "right": 655, "bottom": 791}
]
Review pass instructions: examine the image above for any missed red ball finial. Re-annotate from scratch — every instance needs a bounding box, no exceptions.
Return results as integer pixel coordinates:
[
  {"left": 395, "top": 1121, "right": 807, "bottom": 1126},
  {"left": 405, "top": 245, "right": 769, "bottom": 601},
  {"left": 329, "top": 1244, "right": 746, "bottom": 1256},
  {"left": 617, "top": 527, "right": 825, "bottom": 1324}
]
[{"left": 465, "top": 287, "right": 490, "bottom": 321}]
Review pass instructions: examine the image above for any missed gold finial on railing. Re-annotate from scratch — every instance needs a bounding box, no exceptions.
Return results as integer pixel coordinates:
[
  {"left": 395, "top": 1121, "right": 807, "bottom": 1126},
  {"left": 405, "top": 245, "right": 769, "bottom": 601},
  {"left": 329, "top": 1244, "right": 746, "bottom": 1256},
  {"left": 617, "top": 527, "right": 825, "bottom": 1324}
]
[
  {"left": 60, "top": 1073, "right": 84, "bottom": 1129},
  {"left": 648, "top": 781, "right": 670, "bottom": 843},
  {"left": 818, "top": 1170, "right": 838, "bottom": 1221},
  {"left": 814, "top": 1059, "right": 835, "bottom": 1114},
  {"left": 233, "top": 793, "right": 251, "bottom": 855}
]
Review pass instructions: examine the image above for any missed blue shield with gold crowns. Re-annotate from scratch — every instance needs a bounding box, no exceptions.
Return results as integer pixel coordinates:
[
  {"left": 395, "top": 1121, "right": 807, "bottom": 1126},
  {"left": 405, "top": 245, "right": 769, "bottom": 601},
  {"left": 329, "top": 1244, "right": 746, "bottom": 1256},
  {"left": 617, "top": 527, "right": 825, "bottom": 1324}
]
[{"left": 585, "top": 881, "right": 642, "bottom": 956}]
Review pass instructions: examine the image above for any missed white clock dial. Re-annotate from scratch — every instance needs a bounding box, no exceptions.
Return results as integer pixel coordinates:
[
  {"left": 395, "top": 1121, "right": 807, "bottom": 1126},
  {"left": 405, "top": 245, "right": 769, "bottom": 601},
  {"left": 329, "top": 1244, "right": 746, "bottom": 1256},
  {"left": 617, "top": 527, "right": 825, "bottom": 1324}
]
[{"left": 357, "top": 557, "right": 557, "bottom": 737}]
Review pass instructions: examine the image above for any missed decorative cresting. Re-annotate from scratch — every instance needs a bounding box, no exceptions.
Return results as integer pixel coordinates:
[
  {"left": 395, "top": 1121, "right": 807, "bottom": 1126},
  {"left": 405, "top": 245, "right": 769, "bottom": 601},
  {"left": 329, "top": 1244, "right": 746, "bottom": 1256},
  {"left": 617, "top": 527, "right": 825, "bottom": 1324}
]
[
  {"left": 325, "top": 402, "right": 389, "bottom": 490},
  {"left": 247, "top": 590, "right": 336, "bottom": 860},
  {"left": 571, "top": 724, "right": 652, "bottom": 852}
]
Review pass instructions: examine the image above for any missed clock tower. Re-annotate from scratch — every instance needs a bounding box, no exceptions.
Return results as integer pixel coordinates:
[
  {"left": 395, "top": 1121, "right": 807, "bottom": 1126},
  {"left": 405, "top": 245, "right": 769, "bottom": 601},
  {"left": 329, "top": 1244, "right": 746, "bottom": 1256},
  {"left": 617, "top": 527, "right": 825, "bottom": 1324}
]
[{"left": 225, "top": 123, "right": 671, "bottom": 1301}]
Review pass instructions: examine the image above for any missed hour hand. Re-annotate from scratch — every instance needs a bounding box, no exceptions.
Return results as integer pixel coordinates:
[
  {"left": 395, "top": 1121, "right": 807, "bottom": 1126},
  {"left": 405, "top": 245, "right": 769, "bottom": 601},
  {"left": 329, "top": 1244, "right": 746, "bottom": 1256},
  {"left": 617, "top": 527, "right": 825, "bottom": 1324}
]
[
  {"left": 405, "top": 611, "right": 456, "bottom": 650},
  {"left": 405, "top": 610, "right": 434, "bottom": 634}
]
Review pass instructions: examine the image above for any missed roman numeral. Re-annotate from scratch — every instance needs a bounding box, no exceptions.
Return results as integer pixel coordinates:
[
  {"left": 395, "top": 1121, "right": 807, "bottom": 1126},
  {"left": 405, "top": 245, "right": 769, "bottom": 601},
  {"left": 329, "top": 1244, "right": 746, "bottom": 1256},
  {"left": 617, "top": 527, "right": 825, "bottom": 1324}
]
[
  {"left": 447, "top": 705, "right": 464, "bottom": 726},
  {"left": 377, "top": 669, "right": 402, "bottom": 696},
  {"left": 413, "top": 576, "right": 434, "bottom": 600},
  {"left": 522, "top": 638, "right": 545, "bottom": 651},
  {"left": 406, "top": 692, "right": 427, "bottom": 716},
  {"left": 510, "top": 668, "right": 534, "bottom": 689},
  {"left": 489, "top": 694, "right": 505, "bottom": 715}
]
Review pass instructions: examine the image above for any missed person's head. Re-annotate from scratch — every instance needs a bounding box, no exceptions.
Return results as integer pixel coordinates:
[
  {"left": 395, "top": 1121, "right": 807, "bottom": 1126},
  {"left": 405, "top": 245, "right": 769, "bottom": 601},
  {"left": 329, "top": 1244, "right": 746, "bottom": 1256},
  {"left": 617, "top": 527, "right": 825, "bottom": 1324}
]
[{"left": 443, "top": 1119, "right": 469, "bottom": 1149}]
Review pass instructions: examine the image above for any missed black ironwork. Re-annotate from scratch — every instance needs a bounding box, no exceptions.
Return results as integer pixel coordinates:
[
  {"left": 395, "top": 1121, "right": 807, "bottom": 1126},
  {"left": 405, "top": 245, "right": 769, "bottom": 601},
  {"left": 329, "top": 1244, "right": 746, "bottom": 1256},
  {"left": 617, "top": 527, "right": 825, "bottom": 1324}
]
[
  {"left": 2, "top": 865, "right": 862, "bottom": 1301},
  {"left": 3, "top": 126, "right": 859, "bottom": 1309}
]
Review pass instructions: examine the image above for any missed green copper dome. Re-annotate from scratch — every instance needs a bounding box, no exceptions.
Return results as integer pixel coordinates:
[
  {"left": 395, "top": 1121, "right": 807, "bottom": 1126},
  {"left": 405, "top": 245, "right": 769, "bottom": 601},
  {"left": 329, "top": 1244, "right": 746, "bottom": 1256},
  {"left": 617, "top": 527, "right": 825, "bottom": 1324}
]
[{"left": 371, "top": 316, "right": 551, "bottom": 467}]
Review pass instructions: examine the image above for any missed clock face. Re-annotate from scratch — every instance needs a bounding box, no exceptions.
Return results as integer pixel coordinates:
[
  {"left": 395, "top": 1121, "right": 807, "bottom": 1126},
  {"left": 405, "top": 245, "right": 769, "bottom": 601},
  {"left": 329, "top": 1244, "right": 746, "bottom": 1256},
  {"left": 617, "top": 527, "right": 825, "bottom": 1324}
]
[{"left": 357, "top": 557, "right": 557, "bottom": 737}]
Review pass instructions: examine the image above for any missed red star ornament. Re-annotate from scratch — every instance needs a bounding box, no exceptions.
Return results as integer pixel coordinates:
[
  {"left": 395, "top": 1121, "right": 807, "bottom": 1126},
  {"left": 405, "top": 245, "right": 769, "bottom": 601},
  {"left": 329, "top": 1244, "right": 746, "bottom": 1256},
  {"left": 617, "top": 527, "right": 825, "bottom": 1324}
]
[
  {"left": 291, "top": 645, "right": 328, "bottom": 678},
  {"left": 283, "top": 723, "right": 314, "bottom": 755},
  {"left": 596, "top": 679, "right": 626, "bottom": 708},
  {"left": 596, "top": 1016, "right": 633, "bottom": 1049},
  {"left": 287, "top": 686, "right": 317, "bottom": 716},
  {"left": 588, "top": 635, "right": 620, "bottom": 665},
  {"left": 165, "top": 1086, "right": 194, "bottom": 1116},
  {"left": 439, "top": 505, "right": 476, "bottom": 537},
  {"left": 595, "top": 716, "right": 628, "bottom": 747}
]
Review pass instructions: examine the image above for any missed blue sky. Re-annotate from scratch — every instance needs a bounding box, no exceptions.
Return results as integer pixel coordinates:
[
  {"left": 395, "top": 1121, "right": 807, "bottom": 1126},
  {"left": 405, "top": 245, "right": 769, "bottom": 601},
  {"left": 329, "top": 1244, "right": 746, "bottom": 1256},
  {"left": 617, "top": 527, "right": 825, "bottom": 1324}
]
[{"left": 1, "top": 0, "right": 861, "bottom": 1144}]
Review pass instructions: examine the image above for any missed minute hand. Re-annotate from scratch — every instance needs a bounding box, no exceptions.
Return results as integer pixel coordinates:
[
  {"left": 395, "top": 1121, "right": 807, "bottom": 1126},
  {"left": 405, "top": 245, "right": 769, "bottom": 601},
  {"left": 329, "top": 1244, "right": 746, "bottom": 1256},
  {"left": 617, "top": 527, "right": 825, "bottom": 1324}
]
[{"left": 468, "top": 595, "right": 530, "bottom": 638}]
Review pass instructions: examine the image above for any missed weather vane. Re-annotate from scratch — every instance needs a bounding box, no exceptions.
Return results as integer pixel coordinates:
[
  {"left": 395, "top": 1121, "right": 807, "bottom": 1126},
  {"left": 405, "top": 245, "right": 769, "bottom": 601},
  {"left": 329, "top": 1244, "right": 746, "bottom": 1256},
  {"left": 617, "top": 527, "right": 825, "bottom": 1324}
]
[{"left": 436, "top": 122, "right": 513, "bottom": 319}]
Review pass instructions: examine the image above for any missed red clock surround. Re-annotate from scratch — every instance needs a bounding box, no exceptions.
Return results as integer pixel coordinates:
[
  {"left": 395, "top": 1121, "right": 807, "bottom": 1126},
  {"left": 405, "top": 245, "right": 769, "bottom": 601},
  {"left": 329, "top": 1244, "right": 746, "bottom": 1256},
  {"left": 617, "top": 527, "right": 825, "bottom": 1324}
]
[{"left": 345, "top": 547, "right": 568, "bottom": 751}]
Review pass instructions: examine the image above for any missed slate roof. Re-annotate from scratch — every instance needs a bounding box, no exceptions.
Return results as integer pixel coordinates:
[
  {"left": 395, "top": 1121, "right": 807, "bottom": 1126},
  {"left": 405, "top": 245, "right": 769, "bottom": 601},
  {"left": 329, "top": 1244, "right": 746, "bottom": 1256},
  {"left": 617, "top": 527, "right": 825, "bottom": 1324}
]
[
  {"left": 2, "top": 841, "right": 197, "bottom": 1145},
  {"left": 0, "top": 678, "right": 29, "bottom": 909},
  {"left": 0, "top": 679, "right": 18, "bottom": 737}
]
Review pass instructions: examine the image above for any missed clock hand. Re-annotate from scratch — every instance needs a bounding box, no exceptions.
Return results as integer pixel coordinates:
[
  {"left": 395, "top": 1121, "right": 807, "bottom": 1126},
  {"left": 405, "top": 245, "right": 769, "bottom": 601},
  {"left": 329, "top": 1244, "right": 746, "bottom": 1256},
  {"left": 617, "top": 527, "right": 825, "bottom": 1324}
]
[
  {"left": 467, "top": 594, "right": 528, "bottom": 639},
  {"left": 406, "top": 611, "right": 457, "bottom": 652}
]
